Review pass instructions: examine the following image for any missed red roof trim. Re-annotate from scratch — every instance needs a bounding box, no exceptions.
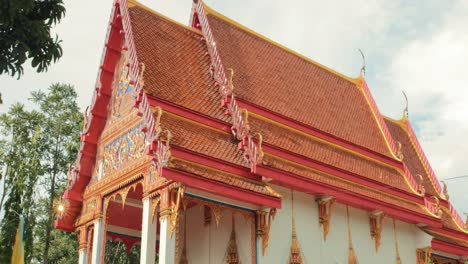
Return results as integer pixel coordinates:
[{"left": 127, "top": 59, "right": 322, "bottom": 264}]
[
  {"left": 163, "top": 167, "right": 281, "bottom": 209},
  {"left": 432, "top": 238, "right": 468, "bottom": 257},
  {"left": 55, "top": 2, "right": 125, "bottom": 231}
]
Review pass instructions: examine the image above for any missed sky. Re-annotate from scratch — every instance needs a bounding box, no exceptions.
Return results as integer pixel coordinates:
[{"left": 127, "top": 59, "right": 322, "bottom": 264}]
[{"left": 0, "top": 0, "right": 467, "bottom": 213}]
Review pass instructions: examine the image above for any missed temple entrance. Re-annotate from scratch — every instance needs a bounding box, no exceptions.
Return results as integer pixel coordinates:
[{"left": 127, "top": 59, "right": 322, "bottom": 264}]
[
  {"left": 175, "top": 195, "right": 256, "bottom": 264},
  {"left": 101, "top": 181, "right": 159, "bottom": 263}
]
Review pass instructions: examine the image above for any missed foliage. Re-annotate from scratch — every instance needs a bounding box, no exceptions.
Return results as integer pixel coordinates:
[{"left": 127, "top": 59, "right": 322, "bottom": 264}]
[
  {"left": 0, "top": 84, "right": 81, "bottom": 263},
  {"left": 105, "top": 242, "right": 143, "bottom": 264},
  {"left": 0, "top": 0, "right": 66, "bottom": 78},
  {"left": 0, "top": 103, "right": 44, "bottom": 263}
]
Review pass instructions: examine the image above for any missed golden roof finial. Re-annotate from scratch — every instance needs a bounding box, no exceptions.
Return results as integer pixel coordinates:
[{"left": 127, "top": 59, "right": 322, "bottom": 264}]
[
  {"left": 358, "top": 49, "right": 366, "bottom": 77},
  {"left": 402, "top": 91, "right": 409, "bottom": 119}
]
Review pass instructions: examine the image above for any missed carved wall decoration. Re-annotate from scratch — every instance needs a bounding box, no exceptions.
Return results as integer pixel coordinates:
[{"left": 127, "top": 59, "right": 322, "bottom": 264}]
[
  {"left": 317, "top": 196, "right": 336, "bottom": 241},
  {"left": 170, "top": 185, "right": 186, "bottom": 238},
  {"left": 212, "top": 204, "right": 222, "bottom": 227},
  {"left": 155, "top": 129, "right": 173, "bottom": 177},
  {"left": 288, "top": 190, "right": 303, "bottom": 264},
  {"left": 369, "top": 211, "right": 385, "bottom": 252},
  {"left": 346, "top": 206, "right": 358, "bottom": 264},
  {"left": 417, "top": 174, "right": 426, "bottom": 196},
  {"left": 77, "top": 226, "right": 88, "bottom": 250},
  {"left": 432, "top": 196, "right": 442, "bottom": 217},
  {"left": 225, "top": 214, "right": 240, "bottom": 264},
  {"left": 108, "top": 56, "right": 138, "bottom": 124},
  {"left": 396, "top": 141, "right": 404, "bottom": 161},
  {"left": 86, "top": 227, "right": 94, "bottom": 264},
  {"left": 151, "top": 196, "right": 161, "bottom": 222},
  {"left": 204, "top": 205, "right": 212, "bottom": 226},
  {"left": 441, "top": 181, "right": 450, "bottom": 200},
  {"left": 256, "top": 208, "right": 277, "bottom": 256},
  {"left": 416, "top": 247, "right": 433, "bottom": 264},
  {"left": 101, "top": 122, "right": 146, "bottom": 178}
]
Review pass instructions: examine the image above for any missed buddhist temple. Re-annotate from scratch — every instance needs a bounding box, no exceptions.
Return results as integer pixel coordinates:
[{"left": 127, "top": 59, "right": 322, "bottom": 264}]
[{"left": 55, "top": 0, "right": 468, "bottom": 263}]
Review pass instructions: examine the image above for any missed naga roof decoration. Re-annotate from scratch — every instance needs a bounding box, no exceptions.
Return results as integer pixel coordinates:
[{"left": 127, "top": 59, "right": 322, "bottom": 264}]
[{"left": 56, "top": 0, "right": 468, "bottom": 253}]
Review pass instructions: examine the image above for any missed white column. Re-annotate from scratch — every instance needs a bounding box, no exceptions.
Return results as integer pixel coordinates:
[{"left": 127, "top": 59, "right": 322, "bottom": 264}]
[
  {"left": 91, "top": 218, "right": 103, "bottom": 264},
  {"left": 140, "top": 198, "right": 157, "bottom": 264},
  {"left": 158, "top": 215, "right": 176, "bottom": 264},
  {"left": 78, "top": 248, "right": 87, "bottom": 264}
]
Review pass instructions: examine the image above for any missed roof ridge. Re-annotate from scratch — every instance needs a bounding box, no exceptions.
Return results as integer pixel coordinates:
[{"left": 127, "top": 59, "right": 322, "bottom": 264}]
[
  {"left": 202, "top": 2, "right": 360, "bottom": 85},
  {"left": 128, "top": 0, "right": 203, "bottom": 36}
]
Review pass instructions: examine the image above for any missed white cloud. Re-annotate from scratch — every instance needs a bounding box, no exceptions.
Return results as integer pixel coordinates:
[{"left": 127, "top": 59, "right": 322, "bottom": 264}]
[{"left": 0, "top": 0, "right": 466, "bottom": 212}]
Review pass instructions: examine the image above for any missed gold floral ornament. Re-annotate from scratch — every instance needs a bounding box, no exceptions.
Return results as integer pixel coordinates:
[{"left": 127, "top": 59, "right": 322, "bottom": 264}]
[
  {"left": 256, "top": 208, "right": 276, "bottom": 256},
  {"left": 170, "top": 185, "right": 186, "bottom": 238},
  {"left": 441, "top": 181, "right": 449, "bottom": 200},
  {"left": 396, "top": 141, "right": 404, "bottom": 161},
  {"left": 317, "top": 196, "right": 335, "bottom": 241},
  {"left": 225, "top": 214, "right": 240, "bottom": 264},
  {"left": 417, "top": 174, "right": 426, "bottom": 196},
  {"left": 288, "top": 190, "right": 303, "bottom": 264},
  {"left": 369, "top": 211, "right": 385, "bottom": 252}
]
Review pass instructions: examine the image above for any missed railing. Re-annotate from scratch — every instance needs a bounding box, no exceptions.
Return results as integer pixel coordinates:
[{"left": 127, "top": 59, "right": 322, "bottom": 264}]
[{"left": 194, "top": 1, "right": 263, "bottom": 172}]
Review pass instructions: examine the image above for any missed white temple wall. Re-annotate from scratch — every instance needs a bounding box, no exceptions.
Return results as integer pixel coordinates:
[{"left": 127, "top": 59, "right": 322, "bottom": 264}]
[
  {"left": 185, "top": 203, "right": 253, "bottom": 264},
  {"left": 260, "top": 185, "right": 432, "bottom": 264}
]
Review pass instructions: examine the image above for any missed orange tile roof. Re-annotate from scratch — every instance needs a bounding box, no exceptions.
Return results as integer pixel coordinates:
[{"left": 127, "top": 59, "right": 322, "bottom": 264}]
[
  {"left": 170, "top": 158, "right": 280, "bottom": 198},
  {"left": 129, "top": 6, "right": 229, "bottom": 122},
  {"left": 159, "top": 111, "right": 246, "bottom": 167},
  {"left": 248, "top": 114, "right": 413, "bottom": 193},
  {"left": 205, "top": 12, "right": 393, "bottom": 157},
  {"left": 384, "top": 117, "right": 440, "bottom": 197}
]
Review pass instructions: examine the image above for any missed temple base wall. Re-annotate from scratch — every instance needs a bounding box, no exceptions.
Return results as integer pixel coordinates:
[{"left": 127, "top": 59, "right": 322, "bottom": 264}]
[{"left": 259, "top": 186, "right": 432, "bottom": 264}]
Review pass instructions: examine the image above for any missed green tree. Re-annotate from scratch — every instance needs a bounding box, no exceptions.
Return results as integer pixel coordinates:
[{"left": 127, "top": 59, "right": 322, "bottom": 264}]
[
  {"left": 0, "top": 104, "right": 44, "bottom": 263},
  {"left": 0, "top": 84, "right": 82, "bottom": 263},
  {"left": 0, "top": 0, "right": 66, "bottom": 78},
  {"left": 30, "top": 83, "right": 82, "bottom": 263}
]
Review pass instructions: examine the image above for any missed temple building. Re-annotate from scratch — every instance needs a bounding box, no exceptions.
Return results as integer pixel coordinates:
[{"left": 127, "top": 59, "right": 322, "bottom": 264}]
[{"left": 55, "top": 0, "right": 468, "bottom": 263}]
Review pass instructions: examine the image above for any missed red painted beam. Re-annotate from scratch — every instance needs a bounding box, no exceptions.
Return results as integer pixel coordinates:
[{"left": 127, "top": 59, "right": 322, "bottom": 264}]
[
  {"left": 427, "top": 226, "right": 468, "bottom": 244},
  {"left": 432, "top": 238, "right": 468, "bottom": 257},
  {"left": 256, "top": 165, "right": 440, "bottom": 227},
  {"left": 163, "top": 167, "right": 281, "bottom": 209}
]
